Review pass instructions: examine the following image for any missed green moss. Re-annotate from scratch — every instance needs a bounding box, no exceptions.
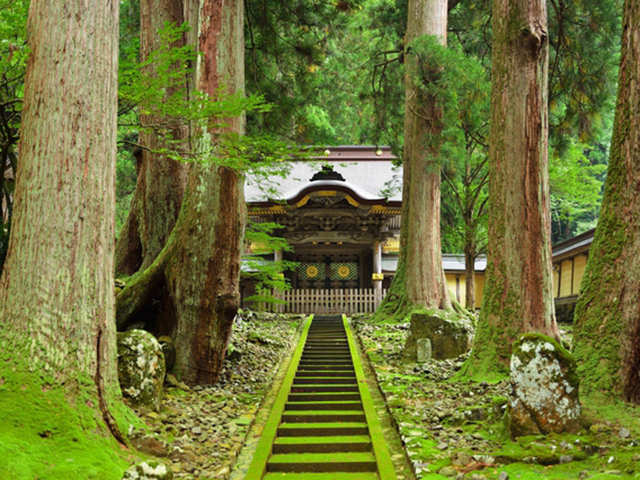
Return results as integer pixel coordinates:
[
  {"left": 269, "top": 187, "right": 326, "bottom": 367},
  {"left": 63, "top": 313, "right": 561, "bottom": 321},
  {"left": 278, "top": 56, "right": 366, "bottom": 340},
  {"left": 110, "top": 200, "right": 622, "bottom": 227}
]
[{"left": 0, "top": 371, "right": 135, "bottom": 479}]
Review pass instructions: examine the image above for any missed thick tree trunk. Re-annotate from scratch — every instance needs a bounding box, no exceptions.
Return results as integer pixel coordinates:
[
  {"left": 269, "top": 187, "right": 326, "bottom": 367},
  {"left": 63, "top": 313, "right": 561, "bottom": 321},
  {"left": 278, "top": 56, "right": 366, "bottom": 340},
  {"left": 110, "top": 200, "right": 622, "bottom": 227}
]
[
  {"left": 0, "top": 0, "right": 128, "bottom": 470},
  {"left": 116, "top": 0, "right": 246, "bottom": 385},
  {"left": 461, "top": 0, "right": 559, "bottom": 378},
  {"left": 464, "top": 238, "right": 476, "bottom": 310},
  {"left": 573, "top": 0, "right": 640, "bottom": 402},
  {"left": 376, "top": 0, "right": 452, "bottom": 317},
  {"left": 115, "top": 0, "right": 190, "bottom": 277}
]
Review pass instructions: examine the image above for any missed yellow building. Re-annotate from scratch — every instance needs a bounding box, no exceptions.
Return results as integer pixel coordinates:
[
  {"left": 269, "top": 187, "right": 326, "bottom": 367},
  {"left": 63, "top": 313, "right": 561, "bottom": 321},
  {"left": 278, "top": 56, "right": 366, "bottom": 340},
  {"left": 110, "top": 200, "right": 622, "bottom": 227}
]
[{"left": 551, "top": 228, "right": 594, "bottom": 321}]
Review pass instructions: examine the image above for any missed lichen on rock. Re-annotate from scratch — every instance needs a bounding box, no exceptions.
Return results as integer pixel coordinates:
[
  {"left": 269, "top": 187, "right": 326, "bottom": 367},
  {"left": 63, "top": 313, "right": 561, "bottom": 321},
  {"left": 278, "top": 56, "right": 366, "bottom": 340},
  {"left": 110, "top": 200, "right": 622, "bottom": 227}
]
[
  {"left": 122, "top": 461, "right": 173, "bottom": 480},
  {"left": 403, "top": 309, "right": 475, "bottom": 362},
  {"left": 117, "top": 329, "right": 166, "bottom": 412},
  {"left": 507, "top": 333, "right": 582, "bottom": 438}
]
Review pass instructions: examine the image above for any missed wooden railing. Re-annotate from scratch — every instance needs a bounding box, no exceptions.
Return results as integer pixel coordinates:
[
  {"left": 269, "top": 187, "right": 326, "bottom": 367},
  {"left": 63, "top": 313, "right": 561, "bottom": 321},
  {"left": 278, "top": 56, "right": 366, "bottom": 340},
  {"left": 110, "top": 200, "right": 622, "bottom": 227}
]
[{"left": 268, "top": 288, "right": 387, "bottom": 314}]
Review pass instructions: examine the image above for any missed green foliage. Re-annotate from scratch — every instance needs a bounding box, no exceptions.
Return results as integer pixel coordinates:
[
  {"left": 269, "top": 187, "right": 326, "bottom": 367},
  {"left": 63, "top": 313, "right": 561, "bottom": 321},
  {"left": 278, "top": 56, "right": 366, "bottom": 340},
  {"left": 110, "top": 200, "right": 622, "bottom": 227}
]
[
  {"left": 242, "top": 222, "right": 298, "bottom": 307},
  {"left": 0, "top": 219, "right": 9, "bottom": 272},
  {"left": 115, "top": 22, "right": 305, "bottom": 238},
  {"left": 549, "top": 141, "right": 607, "bottom": 243},
  {"left": 407, "top": 35, "right": 491, "bottom": 263},
  {"left": 548, "top": 0, "right": 622, "bottom": 146},
  {"left": 119, "top": 22, "right": 266, "bottom": 149},
  {"left": 407, "top": 35, "right": 489, "bottom": 138},
  {"left": 0, "top": 0, "right": 27, "bottom": 273},
  {"left": 245, "top": 0, "right": 403, "bottom": 145},
  {"left": 115, "top": 112, "right": 139, "bottom": 238}
]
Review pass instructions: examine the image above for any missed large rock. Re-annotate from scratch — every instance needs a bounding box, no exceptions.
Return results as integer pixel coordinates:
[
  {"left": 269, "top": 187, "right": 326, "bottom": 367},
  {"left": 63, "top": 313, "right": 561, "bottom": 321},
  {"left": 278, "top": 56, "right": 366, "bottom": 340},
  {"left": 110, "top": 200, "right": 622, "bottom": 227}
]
[
  {"left": 122, "top": 461, "right": 172, "bottom": 480},
  {"left": 117, "top": 329, "right": 165, "bottom": 411},
  {"left": 507, "top": 333, "right": 582, "bottom": 438},
  {"left": 403, "top": 309, "right": 475, "bottom": 362}
]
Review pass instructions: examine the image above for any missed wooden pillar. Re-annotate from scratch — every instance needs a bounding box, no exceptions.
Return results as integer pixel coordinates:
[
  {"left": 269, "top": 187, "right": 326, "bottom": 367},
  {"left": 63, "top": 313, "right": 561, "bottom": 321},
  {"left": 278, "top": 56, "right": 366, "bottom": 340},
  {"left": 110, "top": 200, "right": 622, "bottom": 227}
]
[
  {"left": 274, "top": 249, "right": 283, "bottom": 312},
  {"left": 372, "top": 240, "right": 383, "bottom": 299}
]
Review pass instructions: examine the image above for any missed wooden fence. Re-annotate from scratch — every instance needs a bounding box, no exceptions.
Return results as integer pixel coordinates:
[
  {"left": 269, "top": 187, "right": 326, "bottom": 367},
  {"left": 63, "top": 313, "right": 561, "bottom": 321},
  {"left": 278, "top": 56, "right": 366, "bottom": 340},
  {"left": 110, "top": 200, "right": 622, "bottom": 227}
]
[{"left": 267, "top": 288, "right": 388, "bottom": 314}]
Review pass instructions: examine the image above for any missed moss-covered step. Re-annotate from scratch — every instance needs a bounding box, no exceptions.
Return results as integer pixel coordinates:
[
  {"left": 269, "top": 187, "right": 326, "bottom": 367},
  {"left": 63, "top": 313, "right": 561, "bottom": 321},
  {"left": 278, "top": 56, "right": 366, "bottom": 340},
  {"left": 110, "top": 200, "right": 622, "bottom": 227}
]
[
  {"left": 267, "top": 452, "right": 377, "bottom": 473},
  {"left": 300, "top": 353, "right": 351, "bottom": 363},
  {"left": 273, "top": 435, "right": 372, "bottom": 454},
  {"left": 277, "top": 422, "right": 369, "bottom": 437},
  {"left": 281, "top": 410, "right": 366, "bottom": 423},
  {"left": 290, "top": 385, "right": 359, "bottom": 393},
  {"left": 303, "top": 344, "right": 350, "bottom": 349},
  {"left": 263, "top": 473, "right": 379, "bottom": 480},
  {"left": 305, "top": 341, "right": 347, "bottom": 344},
  {"left": 285, "top": 401, "right": 363, "bottom": 411},
  {"left": 293, "top": 377, "right": 356, "bottom": 385},
  {"left": 302, "top": 351, "right": 351, "bottom": 356},
  {"left": 296, "top": 365, "right": 355, "bottom": 371},
  {"left": 288, "top": 392, "right": 361, "bottom": 402},
  {"left": 302, "top": 351, "right": 351, "bottom": 360},
  {"left": 295, "top": 370, "right": 355, "bottom": 377},
  {"left": 298, "top": 360, "right": 354, "bottom": 365}
]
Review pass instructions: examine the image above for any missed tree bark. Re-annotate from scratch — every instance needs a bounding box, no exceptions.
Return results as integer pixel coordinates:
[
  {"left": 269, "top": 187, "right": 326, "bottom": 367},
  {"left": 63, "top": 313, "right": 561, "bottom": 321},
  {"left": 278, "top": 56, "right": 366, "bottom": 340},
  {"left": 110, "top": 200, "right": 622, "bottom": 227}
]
[
  {"left": 573, "top": 0, "right": 640, "bottom": 402},
  {"left": 116, "top": 0, "right": 246, "bottom": 386},
  {"left": 376, "top": 0, "right": 452, "bottom": 317},
  {"left": 464, "top": 237, "right": 476, "bottom": 310},
  {"left": 0, "top": 0, "right": 125, "bottom": 453},
  {"left": 115, "top": 0, "right": 191, "bottom": 277},
  {"left": 461, "top": 0, "right": 559, "bottom": 378}
]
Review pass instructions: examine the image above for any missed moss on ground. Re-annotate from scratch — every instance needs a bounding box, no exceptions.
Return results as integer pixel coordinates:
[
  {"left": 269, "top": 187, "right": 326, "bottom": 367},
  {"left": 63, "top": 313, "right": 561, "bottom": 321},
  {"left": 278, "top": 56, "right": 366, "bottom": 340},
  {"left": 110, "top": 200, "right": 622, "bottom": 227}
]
[
  {"left": 0, "top": 369, "right": 141, "bottom": 479},
  {"left": 354, "top": 314, "right": 640, "bottom": 479}
]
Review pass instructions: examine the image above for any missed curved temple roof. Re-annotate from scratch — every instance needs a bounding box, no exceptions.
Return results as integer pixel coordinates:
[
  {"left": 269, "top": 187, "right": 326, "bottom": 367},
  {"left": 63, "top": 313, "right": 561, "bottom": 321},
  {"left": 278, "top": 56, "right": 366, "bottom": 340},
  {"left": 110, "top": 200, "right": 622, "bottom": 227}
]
[{"left": 245, "top": 146, "right": 403, "bottom": 205}]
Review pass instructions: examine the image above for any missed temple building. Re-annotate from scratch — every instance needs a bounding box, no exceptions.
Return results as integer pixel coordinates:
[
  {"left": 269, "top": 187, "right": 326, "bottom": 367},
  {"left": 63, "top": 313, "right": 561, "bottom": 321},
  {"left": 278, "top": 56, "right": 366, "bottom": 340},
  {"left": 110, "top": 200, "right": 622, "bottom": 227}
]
[
  {"left": 242, "top": 145, "right": 486, "bottom": 313},
  {"left": 242, "top": 145, "right": 596, "bottom": 317}
]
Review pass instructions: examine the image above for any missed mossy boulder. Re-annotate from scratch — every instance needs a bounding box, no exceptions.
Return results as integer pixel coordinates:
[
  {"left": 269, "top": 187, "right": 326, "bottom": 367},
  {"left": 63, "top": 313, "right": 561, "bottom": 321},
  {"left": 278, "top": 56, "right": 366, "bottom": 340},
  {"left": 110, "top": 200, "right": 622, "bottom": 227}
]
[
  {"left": 403, "top": 309, "right": 475, "bottom": 362},
  {"left": 507, "top": 333, "right": 582, "bottom": 438},
  {"left": 122, "top": 461, "right": 173, "bottom": 479},
  {"left": 117, "top": 329, "right": 165, "bottom": 412}
]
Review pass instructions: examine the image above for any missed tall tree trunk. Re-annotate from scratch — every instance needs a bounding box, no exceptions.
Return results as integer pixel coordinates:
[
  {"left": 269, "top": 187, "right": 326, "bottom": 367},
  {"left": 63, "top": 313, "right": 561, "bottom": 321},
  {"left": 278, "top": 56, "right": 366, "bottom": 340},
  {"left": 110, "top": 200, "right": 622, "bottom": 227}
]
[
  {"left": 115, "top": 0, "right": 191, "bottom": 277},
  {"left": 461, "top": 0, "right": 559, "bottom": 378},
  {"left": 573, "top": 0, "right": 640, "bottom": 402},
  {"left": 0, "top": 0, "right": 128, "bottom": 474},
  {"left": 464, "top": 236, "right": 476, "bottom": 310},
  {"left": 116, "top": 0, "right": 246, "bottom": 386},
  {"left": 376, "top": 0, "right": 452, "bottom": 317}
]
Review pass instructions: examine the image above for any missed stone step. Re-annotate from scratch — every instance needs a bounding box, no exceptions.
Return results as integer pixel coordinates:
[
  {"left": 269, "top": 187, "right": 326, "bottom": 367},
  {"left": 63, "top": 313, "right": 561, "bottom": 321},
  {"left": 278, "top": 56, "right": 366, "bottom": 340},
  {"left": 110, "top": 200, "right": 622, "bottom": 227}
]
[
  {"left": 268, "top": 452, "right": 377, "bottom": 473},
  {"left": 291, "top": 385, "right": 359, "bottom": 393},
  {"left": 263, "top": 473, "right": 378, "bottom": 480},
  {"left": 293, "top": 377, "right": 357, "bottom": 385},
  {"left": 285, "top": 401, "right": 363, "bottom": 411},
  {"left": 299, "top": 359, "right": 353, "bottom": 365},
  {"left": 281, "top": 410, "right": 366, "bottom": 423},
  {"left": 300, "top": 357, "right": 353, "bottom": 363},
  {"left": 297, "top": 365, "right": 354, "bottom": 372},
  {"left": 288, "top": 392, "right": 361, "bottom": 402},
  {"left": 295, "top": 370, "right": 355, "bottom": 378},
  {"left": 273, "top": 437, "right": 372, "bottom": 454},
  {"left": 277, "top": 422, "right": 368, "bottom": 437},
  {"left": 303, "top": 347, "right": 351, "bottom": 353}
]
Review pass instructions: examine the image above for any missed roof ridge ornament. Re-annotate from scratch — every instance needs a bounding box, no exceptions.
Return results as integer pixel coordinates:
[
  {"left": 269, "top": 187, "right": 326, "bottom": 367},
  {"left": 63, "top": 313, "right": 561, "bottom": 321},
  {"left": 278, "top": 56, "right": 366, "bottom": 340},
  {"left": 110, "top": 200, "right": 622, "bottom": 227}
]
[{"left": 310, "top": 165, "right": 345, "bottom": 182}]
